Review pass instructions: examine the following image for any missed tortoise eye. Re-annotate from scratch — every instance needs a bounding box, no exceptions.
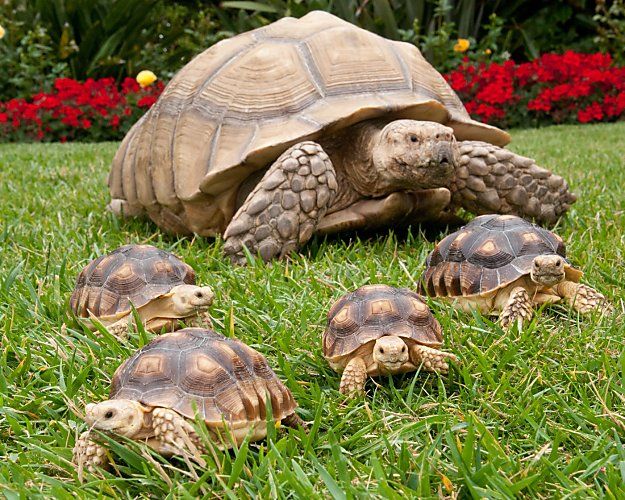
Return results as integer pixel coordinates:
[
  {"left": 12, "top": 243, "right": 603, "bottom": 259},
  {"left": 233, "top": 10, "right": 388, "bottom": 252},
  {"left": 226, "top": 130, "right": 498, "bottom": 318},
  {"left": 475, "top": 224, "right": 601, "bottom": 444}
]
[
  {"left": 195, "top": 291, "right": 203, "bottom": 298},
  {"left": 555, "top": 258, "right": 562, "bottom": 266},
  {"left": 104, "top": 411, "right": 114, "bottom": 419},
  {"left": 410, "top": 135, "right": 418, "bottom": 143},
  {"left": 401, "top": 346, "right": 406, "bottom": 353},
  {"left": 379, "top": 348, "right": 384, "bottom": 354}
]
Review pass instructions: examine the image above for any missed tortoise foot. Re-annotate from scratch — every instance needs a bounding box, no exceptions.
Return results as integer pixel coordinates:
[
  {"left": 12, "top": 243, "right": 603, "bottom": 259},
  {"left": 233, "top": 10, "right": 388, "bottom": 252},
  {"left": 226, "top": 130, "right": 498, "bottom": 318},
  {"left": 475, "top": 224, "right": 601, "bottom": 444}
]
[
  {"left": 339, "top": 356, "right": 367, "bottom": 397},
  {"left": 73, "top": 431, "right": 111, "bottom": 481},
  {"left": 453, "top": 141, "right": 576, "bottom": 225},
  {"left": 500, "top": 286, "right": 534, "bottom": 329},
  {"left": 557, "top": 281, "right": 613, "bottom": 315},
  {"left": 411, "top": 344, "right": 458, "bottom": 374},
  {"left": 152, "top": 407, "right": 206, "bottom": 464},
  {"left": 223, "top": 142, "right": 337, "bottom": 264}
]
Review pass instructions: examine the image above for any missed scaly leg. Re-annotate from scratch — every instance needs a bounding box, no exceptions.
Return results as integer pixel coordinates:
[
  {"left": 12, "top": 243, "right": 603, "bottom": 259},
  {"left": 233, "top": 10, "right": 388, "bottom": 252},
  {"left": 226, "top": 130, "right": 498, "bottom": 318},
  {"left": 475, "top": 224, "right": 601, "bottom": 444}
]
[
  {"left": 555, "top": 281, "right": 613, "bottom": 315},
  {"left": 452, "top": 141, "right": 576, "bottom": 225},
  {"left": 499, "top": 286, "right": 534, "bottom": 328},
  {"left": 316, "top": 188, "right": 457, "bottom": 235},
  {"left": 105, "top": 316, "right": 132, "bottom": 339},
  {"left": 410, "top": 344, "right": 458, "bottom": 374},
  {"left": 152, "top": 408, "right": 205, "bottom": 462},
  {"left": 183, "top": 310, "right": 213, "bottom": 329},
  {"left": 73, "top": 430, "right": 111, "bottom": 480},
  {"left": 339, "top": 356, "right": 368, "bottom": 397},
  {"left": 223, "top": 142, "right": 337, "bottom": 264}
]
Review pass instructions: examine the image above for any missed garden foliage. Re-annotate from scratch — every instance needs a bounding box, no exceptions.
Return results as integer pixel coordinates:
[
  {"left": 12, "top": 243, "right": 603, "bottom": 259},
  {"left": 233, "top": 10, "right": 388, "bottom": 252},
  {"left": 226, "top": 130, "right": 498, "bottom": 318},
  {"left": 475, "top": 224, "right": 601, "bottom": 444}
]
[
  {"left": 2, "top": 51, "right": 624, "bottom": 143},
  {"left": 447, "top": 51, "right": 625, "bottom": 128},
  {"left": 0, "top": 77, "right": 163, "bottom": 142}
]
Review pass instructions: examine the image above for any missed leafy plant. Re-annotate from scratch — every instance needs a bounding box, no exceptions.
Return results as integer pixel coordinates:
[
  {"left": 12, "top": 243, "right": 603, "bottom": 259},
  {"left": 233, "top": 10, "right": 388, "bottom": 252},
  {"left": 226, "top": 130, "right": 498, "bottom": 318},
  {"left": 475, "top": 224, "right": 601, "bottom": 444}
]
[{"left": 594, "top": 0, "right": 625, "bottom": 64}]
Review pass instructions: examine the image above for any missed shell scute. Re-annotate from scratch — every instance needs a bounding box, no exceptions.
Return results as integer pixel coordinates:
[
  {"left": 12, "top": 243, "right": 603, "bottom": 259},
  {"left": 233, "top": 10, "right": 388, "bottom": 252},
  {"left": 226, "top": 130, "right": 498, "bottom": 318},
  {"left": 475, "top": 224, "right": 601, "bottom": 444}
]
[
  {"left": 70, "top": 244, "right": 196, "bottom": 318},
  {"left": 111, "top": 328, "right": 297, "bottom": 426},
  {"left": 110, "top": 11, "right": 509, "bottom": 236},
  {"left": 323, "top": 285, "right": 442, "bottom": 361},
  {"left": 423, "top": 214, "right": 578, "bottom": 297}
]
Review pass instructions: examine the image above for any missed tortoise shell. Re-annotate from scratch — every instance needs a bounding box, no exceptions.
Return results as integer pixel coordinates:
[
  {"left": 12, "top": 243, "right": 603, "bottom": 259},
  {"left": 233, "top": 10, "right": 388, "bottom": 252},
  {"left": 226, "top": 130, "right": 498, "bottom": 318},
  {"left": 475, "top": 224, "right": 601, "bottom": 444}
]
[
  {"left": 110, "top": 328, "right": 297, "bottom": 426},
  {"left": 109, "top": 10, "right": 510, "bottom": 236},
  {"left": 323, "top": 284, "right": 442, "bottom": 362},
  {"left": 70, "top": 244, "right": 195, "bottom": 318},
  {"left": 422, "top": 214, "right": 581, "bottom": 298}
]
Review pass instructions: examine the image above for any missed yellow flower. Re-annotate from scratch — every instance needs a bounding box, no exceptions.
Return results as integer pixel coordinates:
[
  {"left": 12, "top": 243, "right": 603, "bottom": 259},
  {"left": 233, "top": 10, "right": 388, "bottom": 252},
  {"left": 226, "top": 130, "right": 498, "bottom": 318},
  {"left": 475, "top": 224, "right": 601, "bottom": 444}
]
[
  {"left": 0, "top": 25, "right": 5, "bottom": 40},
  {"left": 136, "top": 70, "right": 157, "bottom": 88},
  {"left": 453, "top": 38, "right": 470, "bottom": 53},
  {"left": 484, "top": 48, "right": 492, "bottom": 55}
]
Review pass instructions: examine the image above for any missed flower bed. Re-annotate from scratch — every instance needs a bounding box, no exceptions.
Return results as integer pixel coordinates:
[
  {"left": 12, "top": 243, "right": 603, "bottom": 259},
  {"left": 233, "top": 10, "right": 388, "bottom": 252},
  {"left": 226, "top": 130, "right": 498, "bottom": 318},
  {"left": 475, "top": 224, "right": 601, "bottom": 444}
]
[
  {"left": 0, "top": 77, "right": 163, "bottom": 142},
  {"left": 446, "top": 51, "right": 625, "bottom": 128},
  {"left": 1, "top": 52, "right": 624, "bottom": 142}
]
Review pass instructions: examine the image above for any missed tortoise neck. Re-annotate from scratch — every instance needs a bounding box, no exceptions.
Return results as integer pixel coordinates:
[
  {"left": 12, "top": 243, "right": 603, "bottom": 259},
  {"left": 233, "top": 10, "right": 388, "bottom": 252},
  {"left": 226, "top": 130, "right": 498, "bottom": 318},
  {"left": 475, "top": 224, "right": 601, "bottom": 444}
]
[{"left": 319, "top": 119, "right": 387, "bottom": 201}]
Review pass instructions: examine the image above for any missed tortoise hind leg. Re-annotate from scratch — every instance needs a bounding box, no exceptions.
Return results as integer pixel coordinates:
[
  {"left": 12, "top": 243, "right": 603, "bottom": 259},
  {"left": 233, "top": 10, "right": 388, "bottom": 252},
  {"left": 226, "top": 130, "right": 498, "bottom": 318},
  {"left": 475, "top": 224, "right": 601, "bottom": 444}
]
[
  {"left": 223, "top": 142, "right": 337, "bottom": 264},
  {"left": 453, "top": 141, "right": 576, "bottom": 225},
  {"left": 555, "top": 281, "right": 613, "bottom": 314}
]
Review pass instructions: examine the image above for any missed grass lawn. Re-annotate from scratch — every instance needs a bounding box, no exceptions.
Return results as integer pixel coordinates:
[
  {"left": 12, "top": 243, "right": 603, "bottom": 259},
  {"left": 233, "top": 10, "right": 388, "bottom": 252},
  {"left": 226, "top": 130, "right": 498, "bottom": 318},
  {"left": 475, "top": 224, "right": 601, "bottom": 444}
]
[{"left": 0, "top": 122, "right": 624, "bottom": 498}]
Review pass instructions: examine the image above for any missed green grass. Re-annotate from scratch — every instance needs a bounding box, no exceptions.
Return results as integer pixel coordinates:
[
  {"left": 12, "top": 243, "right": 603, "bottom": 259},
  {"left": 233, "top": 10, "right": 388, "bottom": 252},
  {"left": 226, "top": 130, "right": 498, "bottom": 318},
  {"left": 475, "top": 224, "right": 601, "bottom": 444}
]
[{"left": 0, "top": 122, "right": 624, "bottom": 498}]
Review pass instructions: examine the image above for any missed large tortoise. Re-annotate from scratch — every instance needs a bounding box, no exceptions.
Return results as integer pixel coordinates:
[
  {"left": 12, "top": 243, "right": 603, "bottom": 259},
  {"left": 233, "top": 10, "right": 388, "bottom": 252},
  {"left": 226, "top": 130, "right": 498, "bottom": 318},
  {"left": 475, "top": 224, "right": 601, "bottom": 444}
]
[
  {"left": 70, "top": 244, "right": 214, "bottom": 337},
  {"left": 108, "top": 11, "right": 575, "bottom": 264},
  {"left": 73, "top": 328, "right": 303, "bottom": 476},
  {"left": 323, "top": 284, "right": 458, "bottom": 397},
  {"left": 421, "top": 214, "right": 612, "bottom": 327}
]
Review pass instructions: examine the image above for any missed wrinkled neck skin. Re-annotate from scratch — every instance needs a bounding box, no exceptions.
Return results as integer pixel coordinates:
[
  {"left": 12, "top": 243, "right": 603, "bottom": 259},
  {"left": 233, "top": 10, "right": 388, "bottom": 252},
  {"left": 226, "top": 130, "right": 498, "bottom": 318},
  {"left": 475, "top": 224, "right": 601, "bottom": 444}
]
[
  {"left": 320, "top": 121, "right": 384, "bottom": 206},
  {"left": 320, "top": 118, "right": 456, "bottom": 212}
]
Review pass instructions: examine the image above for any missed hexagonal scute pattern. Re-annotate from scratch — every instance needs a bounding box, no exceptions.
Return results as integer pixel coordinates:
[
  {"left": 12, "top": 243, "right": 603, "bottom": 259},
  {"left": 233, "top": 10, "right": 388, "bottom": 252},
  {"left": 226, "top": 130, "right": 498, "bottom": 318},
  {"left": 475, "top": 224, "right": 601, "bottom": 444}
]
[
  {"left": 70, "top": 244, "right": 195, "bottom": 318},
  {"left": 422, "top": 214, "right": 572, "bottom": 298},
  {"left": 323, "top": 285, "right": 442, "bottom": 361},
  {"left": 109, "top": 328, "right": 297, "bottom": 426}
]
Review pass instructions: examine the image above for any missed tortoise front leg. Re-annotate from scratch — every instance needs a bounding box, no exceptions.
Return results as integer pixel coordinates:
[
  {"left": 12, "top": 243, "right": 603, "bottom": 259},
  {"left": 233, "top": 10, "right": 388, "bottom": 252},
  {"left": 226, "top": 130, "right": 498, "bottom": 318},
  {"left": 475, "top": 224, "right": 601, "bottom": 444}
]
[
  {"left": 452, "top": 141, "right": 576, "bottom": 225},
  {"left": 73, "top": 430, "right": 112, "bottom": 481},
  {"left": 223, "top": 142, "right": 337, "bottom": 264},
  {"left": 152, "top": 408, "right": 206, "bottom": 463},
  {"left": 555, "top": 281, "right": 613, "bottom": 314},
  {"left": 410, "top": 344, "right": 458, "bottom": 374},
  {"left": 499, "top": 286, "right": 534, "bottom": 328},
  {"left": 316, "top": 188, "right": 454, "bottom": 235},
  {"left": 104, "top": 316, "right": 132, "bottom": 339},
  {"left": 339, "top": 356, "right": 367, "bottom": 396},
  {"left": 183, "top": 310, "right": 213, "bottom": 330}
]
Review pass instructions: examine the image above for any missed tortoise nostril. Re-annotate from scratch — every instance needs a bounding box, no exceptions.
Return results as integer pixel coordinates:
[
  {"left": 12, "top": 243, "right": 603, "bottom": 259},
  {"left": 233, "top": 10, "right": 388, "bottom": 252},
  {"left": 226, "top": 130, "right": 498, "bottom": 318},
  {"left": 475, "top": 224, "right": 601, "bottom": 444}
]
[{"left": 410, "top": 135, "right": 417, "bottom": 143}]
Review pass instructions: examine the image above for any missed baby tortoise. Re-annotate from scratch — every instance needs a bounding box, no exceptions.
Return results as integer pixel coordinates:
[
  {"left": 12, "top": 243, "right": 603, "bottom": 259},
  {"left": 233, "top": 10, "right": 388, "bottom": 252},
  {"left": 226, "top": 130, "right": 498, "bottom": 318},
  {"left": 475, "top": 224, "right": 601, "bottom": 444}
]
[
  {"left": 422, "top": 214, "right": 612, "bottom": 328},
  {"left": 323, "top": 284, "right": 458, "bottom": 397},
  {"left": 73, "top": 328, "right": 303, "bottom": 477},
  {"left": 70, "top": 244, "right": 213, "bottom": 337}
]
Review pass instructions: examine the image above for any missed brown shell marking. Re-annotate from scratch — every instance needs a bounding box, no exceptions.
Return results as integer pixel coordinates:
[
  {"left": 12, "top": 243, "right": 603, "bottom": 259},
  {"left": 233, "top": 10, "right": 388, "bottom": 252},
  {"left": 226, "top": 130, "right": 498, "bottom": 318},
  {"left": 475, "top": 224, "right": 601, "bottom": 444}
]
[
  {"left": 110, "top": 328, "right": 297, "bottom": 426},
  {"left": 323, "top": 284, "right": 442, "bottom": 360},
  {"left": 70, "top": 244, "right": 195, "bottom": 318},
  {"left": 422, "top": 214, "right": 576, "bottom": 297},
  {"left": 109, "top": 11, "right": 509, "bottom": 236}
]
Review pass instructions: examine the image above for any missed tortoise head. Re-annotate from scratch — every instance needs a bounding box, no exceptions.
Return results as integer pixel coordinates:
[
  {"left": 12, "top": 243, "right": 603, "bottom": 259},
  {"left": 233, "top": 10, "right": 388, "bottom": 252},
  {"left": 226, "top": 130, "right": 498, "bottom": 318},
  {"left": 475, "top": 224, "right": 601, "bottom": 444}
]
[
  {"left": 372, "top": 120, "right": 457, "bottom": 192},
  {"left": 372, "top": 336, "right": 409, "bottom": 373},
  {"left": 530, "top": 255, "right": 566, "bottom": 287},
  {"left": 85, "top": 399, "right": 148, "bottom": 438},
  {"left": 169, "top": 284, "right": 215, "bottom": 315}
]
